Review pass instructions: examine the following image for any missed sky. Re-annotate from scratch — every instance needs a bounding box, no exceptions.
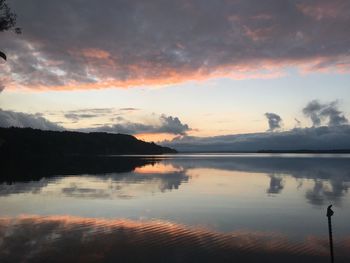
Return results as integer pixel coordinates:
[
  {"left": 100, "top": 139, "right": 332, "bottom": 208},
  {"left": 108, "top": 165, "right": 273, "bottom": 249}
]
[{"left": 1, "top": 0, "right": 350, "bottom": 149}]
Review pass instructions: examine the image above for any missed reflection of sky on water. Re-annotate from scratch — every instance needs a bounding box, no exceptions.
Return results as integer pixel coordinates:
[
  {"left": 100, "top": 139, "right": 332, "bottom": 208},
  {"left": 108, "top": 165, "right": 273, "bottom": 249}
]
[
  {"left": 1, "top": 215, "right": 349, "bottom": 263},
  {"left": 0, "top": 155, "right": 349, "bottom": 240},
  {"left": 0, "top": 163, "right": 188, "bottom": 199}
]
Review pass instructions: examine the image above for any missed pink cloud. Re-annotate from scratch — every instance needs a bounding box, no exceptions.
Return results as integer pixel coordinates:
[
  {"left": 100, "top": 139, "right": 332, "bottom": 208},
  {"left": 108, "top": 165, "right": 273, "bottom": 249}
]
[{"left": 2, "top": 0, "right": 350, "bottom": 91}]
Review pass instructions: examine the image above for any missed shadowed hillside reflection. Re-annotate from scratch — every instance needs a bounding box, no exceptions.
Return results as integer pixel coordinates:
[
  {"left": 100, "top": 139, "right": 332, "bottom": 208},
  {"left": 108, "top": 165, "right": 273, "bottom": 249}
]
[
  {"left": 1, "top": 215, "right": 349, "bottom": 263},
  {"left": 0, "top": 162, "right": 188, "bottom": 199},
  {"left": 0, "top": 155, "right": 159, "bottom": 181}
]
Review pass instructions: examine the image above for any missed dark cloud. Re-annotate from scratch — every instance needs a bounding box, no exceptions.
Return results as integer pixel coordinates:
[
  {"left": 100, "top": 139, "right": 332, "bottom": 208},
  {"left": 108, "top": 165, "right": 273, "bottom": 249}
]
[
  {"left": 2, "top": 0, "right": 350, "bottom": 90},
  {"left": 85, "top": 114, "right": 190, "bottom": 135},
  {"left": 0, "top": 108, "right": 63, "bottom": 130},
  {"left": 58, "top": 108, "right": 139, "bottom": 122},
  {"left": 265, "top": 112, "right": 282, "bottom": 131},
  {"left": 64, "top": 113, "right": 99, "bottom": 121},
  {"left": 163, "top": 125, "right": 350, "bottom": 152},
  {"left": 320, "top": 102, "right": 348, "bottom": 126},
  {"left": 303, "top": 100, "right": 348, "bottom": 127},
  {"left": 61, "top": 108, "right": 115, "bottom": 122},
  {"left": 64, "top": 108, "right": 114, "bottom": 115}
]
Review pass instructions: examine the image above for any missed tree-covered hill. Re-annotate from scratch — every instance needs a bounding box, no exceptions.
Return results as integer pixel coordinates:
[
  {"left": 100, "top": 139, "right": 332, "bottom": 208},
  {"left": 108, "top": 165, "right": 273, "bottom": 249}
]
[{"left": 0, "top": 127, "right": 177, "bottom": 156}]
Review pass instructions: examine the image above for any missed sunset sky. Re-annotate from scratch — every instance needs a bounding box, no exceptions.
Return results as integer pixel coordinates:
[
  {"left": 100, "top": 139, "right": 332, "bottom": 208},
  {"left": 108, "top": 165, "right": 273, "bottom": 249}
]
[{"left": 1, "top": 0, "right": 350, "bottom": 146}]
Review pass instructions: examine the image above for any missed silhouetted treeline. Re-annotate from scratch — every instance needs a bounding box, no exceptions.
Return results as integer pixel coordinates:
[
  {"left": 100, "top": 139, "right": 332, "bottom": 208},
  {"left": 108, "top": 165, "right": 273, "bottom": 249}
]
[{"left": 0, "top": 127, "right": 176, "bottom": 157}]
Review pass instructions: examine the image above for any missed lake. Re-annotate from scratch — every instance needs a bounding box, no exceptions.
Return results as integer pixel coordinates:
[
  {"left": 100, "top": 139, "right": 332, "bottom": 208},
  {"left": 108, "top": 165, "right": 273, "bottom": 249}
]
[{"left": 0, "top": 154, "right": 349, "bottom": 262}]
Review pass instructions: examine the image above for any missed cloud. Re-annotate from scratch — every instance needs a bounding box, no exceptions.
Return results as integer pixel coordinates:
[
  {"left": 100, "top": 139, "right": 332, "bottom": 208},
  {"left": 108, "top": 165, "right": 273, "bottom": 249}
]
[
  {"left": 2, "top": 0, "right": 350, "bottom": 90},
  {"left": 265, "top": 112, "right": 282, "bottom": 131},
  {"left": 119, "top": 108, "right": 139, "bottom": 112},
  {"left": 112, "top": 116, "right": 125, "bottom": 122},
  {"left": 294, "top": 118, "right": 301, "bottom": 128},
  {"left": 85, "top": 114, "right": 190, "bottom": 135},
  {"left": 0, "top": 107, "right": 190, "bottom": 135},
  {"left": 58, "top": 108, "right": 139, "bottom": 123},
  {"left": 64, "top": 113, "right": 99, "bottom": 121},
  {"left": 157, "top": 115, "right": 190, "bottom": 135},
  {"left": 163, "top": 125, "right": 350, "bottom": 152},
  {"left": 163, "top": 100, "right": 348, "bottom": 152},
  {"left": 303, "top": 100, "right": 348, "bottom": 127},
  {"left": 67, "top": 108, "right": 114, "bottom": 114},
  {"left": 60, "top": 108, "right": 115, "bottom": 122},
  {"left": 0, "top": 108, "right": 63, "bottom": 130}
]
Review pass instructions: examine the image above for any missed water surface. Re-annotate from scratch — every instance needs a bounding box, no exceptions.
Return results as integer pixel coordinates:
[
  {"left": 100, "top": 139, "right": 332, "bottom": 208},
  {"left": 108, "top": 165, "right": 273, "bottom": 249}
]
[{"left": 0, "top": 154, "right": 349, "bottom": 262}]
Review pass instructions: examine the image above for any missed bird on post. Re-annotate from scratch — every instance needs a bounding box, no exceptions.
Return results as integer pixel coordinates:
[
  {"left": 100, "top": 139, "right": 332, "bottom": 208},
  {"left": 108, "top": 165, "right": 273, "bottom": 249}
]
[{"left": 327, "top": 205, "right": 334, "bottom": 217}]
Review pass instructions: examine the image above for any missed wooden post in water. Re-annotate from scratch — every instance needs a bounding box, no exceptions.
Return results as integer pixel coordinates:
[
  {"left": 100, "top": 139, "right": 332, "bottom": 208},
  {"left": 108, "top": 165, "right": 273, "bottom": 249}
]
[{"left": 327, "top": 205, "right": 334, "bottom": 263}]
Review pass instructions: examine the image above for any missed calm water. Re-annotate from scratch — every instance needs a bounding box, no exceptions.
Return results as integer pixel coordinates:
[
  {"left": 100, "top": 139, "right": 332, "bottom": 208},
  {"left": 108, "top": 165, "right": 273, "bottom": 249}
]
[{"left": 0, "top": 154, "right": 349, "bottom": 262}]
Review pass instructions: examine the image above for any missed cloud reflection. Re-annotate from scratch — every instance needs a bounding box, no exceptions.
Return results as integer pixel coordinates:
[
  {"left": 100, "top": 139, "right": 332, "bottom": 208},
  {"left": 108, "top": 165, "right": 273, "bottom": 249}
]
[
  {"left": 305, "top": 179, "right": 349, "bottom": 206},
  {"left": 1, "top": 215, "right": 349, "bottom": 263},
  {"left": 0, "top": 163, "right": 189, "bottom": 199},
  {"left": 1, "top": 156, "right": 349, "bottom": 206},
  {"left": 164, "top": 156, "right": 350, "bottom": 205},
  {"left": 267, "top": 174, "right": 284, "bottom": 194}
]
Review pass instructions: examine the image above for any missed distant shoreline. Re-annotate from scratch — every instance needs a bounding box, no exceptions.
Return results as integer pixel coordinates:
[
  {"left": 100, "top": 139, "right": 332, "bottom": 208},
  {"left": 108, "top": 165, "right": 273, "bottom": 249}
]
[
  {"left": 175, "top": 150, "right": 350, "bottom": 154},
  {"left": 257, "top": 149, "right": 350, "bottom": 154}
]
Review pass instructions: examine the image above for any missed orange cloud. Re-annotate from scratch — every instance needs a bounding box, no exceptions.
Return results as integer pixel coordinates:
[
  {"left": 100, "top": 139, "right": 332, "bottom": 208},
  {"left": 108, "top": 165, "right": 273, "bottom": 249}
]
[
  {"left": 2, "top": 0, "right": 350, "bottom": 93},
  {"left": 81, "top": 48, "right": 110, "bottom": 59},
  {"left": 3, "top": 53, "right": 349, "bottom": 93},
  {"left": 3, "top": 59, "right": 288, "bottom": 92},
  {"left": 135, "top": 133, "right": 177, "bottom": 142}
]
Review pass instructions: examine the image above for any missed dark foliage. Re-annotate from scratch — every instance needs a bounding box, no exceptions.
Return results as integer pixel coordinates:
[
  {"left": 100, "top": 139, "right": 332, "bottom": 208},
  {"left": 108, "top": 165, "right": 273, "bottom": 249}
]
[
  {"left": 0, "top": 0, "right": 16, "bottom": 32},
  {"left": 1, "top": 0, "right": 21, "bottom": 61},
  {"left": 0, "top": 127, "right": 177, "bottom": 157}
]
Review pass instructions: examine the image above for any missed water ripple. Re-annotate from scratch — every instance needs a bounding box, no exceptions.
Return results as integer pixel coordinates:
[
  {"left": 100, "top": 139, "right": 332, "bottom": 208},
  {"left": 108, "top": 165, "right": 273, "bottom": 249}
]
[{"left": 0, "top": 215, "right": 349, "bottom": 263}]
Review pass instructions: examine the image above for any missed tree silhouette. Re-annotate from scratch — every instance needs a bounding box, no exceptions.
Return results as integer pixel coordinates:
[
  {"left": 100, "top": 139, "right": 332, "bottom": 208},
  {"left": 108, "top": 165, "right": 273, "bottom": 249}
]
[{"left": 0, "top": 0, "right": 21, "bottom": 60}]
